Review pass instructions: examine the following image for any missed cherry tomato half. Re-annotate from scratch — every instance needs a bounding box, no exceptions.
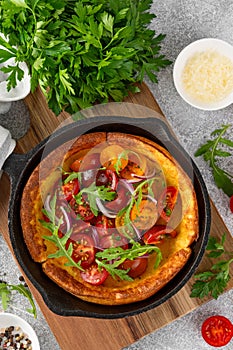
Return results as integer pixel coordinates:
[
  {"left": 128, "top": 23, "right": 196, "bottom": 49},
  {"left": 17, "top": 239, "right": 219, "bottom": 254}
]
[
  {"left": 201, "top": 315, "right": 233, "bottom": 347},
  {"left": 69, "top": 198, "right": 94, "bottom": 222},
  {"left": 158, "top": 186, "right": 178, "bottom": 222},
  {"left": 66, "top": 232, "right": 95, "bottom": 268},
  {"left": 143, "top": 225, "right": 177, "bottom": 245},
  {"left": 62, "top": 178, "right": 79, "bottom": 202},
  {"left": 230, "top": 195, "right": 233, "bottom": 213},
  {"left": 93, "top": 214, "right": 115, "bottom": 237},
  {"left": 120, "top": 257, "right": 148, "bottom": 278},
  {"left": 96, "top": 169, "right": 118, "bottom": 190},
  {"left": 80, "top": 264, "right": 109, "bottom": 285},
  {"left": 105, "top": 181, "right": 131, "bottom": 212}
]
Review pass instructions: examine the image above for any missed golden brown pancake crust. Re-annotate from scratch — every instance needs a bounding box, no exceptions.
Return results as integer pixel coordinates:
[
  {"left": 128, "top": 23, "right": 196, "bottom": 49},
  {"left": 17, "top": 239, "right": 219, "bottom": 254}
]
[{"left": 20, "top": 132, "right": 198, "bottom": 305}]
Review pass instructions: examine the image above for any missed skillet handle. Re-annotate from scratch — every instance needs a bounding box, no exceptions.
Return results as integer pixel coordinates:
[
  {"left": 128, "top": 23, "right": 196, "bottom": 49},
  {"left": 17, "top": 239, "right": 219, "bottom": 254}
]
[{"left": 2, "top": 153, "right": 29, "bottom": 187}]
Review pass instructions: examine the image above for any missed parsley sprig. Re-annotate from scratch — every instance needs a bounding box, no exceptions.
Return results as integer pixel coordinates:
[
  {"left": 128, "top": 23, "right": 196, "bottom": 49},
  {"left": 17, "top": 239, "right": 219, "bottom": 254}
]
[
  {"left": 195, "top": 124, "right": 233, "bottom": 197},
  {"left": 96, "top": 240, "right": 162, "bottom": 281},
  {"left": 0, "top": 282, "right": 37, "bottom": 318},
  {"left": 190, "top": 233, "right": 233, "bottom": 299}
]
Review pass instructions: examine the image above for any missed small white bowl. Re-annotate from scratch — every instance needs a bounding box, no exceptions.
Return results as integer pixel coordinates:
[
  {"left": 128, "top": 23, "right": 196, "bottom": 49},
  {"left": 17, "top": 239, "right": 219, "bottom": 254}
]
[
  {"left": 173, "top": 38, "right": 233, "bottom": 110},
  {"left": 0, "top": 59, "right": 31, "bottom": 102},
  {"left": 0, "top": 312, "right": 40, "bottom": 349}
]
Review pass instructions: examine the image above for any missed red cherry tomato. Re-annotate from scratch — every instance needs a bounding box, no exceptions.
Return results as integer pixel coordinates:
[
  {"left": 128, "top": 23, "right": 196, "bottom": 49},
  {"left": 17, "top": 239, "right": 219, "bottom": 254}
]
[
  {"left": 201, "top": 315, "right": 233, "bottom": 347},
  {"left": 99, "top": 233, "right": 129, "bottom": 250},
  {"left": 93, "top": 214, "right": 115, "bottom": 237},
  {"left": 143, "top": 225, "right": 177, "bottom": 244},
  {"left": 158, "top": 186, "right": 178, "bottom": 222},
  {"left": 70, "top": 153, "right": 101, "bottom": 172},
  {"left": 80, "top": 264, "right": 109, "bottom": 285},
  {"left": 105, "top": 181, "right": 131, "bottom": 212},
  {"left": 69, "top": 198, "right": 94, "bottom": 222},
  {"left": 230, "top": 195, "right": 233, "bottom": 213},
  {"left": 120, "top": 257, "right": 148, "bottom": 278},
  {"left": 66, "top": 233, "right": 95, "bottom": 268},
  {"left": 62, "top": 178, "right": 79, "bottom": 202},
  {"left": 96, "top": 169, "right": 118, "bottom": 190}
]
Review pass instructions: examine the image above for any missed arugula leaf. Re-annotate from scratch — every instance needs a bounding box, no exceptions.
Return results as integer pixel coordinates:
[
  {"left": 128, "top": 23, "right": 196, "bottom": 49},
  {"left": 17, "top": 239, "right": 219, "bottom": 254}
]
[
  {"left": 0, "top": 282, "right": 37, "bottom": 318},
  {"left": 74, "top": 182, "right": 116, "bottom": 216},
  {"left": 96, "top": 240, "right": 162, "bottom": 281},
  {"left": 190, "top": 233, "right": 233, "bottom": 299},
  {"left": 195, "top": 124, "right": 233, "bottom": 197},
  {"left": 41, "top": 206, "right": 84, "bottom": 271},
  {"left": 0, "top": 0, "right": 171, "bottom": 115}
]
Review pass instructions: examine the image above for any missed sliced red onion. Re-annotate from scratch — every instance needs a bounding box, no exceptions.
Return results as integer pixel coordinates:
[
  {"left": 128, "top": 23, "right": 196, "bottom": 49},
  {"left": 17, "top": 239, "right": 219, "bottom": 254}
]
[
  {"left": 91, "top": 227, "right": 100, "bottom": 247},
  {"left": 130, "top": 167, "right": 156, "bottom": 180},
  {"left": 118, "top": 179, "right": 134, "bottom": 194},
  {"left": 60, "top": 206, "right": 72, "bottom": 233},
  {"left": 146, "top": 194, "right": 158, "bottom": 205},
  {"left": 44, "top": 194, "right": 52, "bottom": 213},
  {"left": 131, "top": 222, "right": 143, "bottom": 241},
  {"left": 96, "top": 197, "right": 117, "bottom": 218}
]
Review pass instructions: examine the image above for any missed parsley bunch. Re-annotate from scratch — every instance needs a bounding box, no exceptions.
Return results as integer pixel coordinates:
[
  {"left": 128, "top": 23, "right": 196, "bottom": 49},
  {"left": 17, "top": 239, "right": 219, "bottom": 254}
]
[
  {"left": 0, "top": 0, "right": 171, "bottom": 115},
  {"left": 191, "top": 233, "right": 233, "bottom": 299}
]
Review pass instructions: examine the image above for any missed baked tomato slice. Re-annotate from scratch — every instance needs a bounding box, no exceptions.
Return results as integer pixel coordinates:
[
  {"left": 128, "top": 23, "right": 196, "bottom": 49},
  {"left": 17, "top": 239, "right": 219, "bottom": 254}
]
[
  {"left": 158, "top": 186, "right": 178, "bottom": 222},
  {"left": 80, "top": 264, "right": 109, "bottom": 285},
  {"left": 100, "top": 145, "right": 128, "bottom": 171},
  {"left": 130, "top": 199, "right": 158, "bottom": 231},
  {"left": 62, "top": 178, "right": 79, "bottom": 202},
  {"left": 143, "top": 225, "right": 177, "bottom": 245},
  {"left": 201, "top": 315, "right": 233, "bottom": 347},
  {"left": 120, "top": 257, "right": 148, "bottom": 278},
  {"left": 67, "top": 232, "right": 95, "bottom": 268},
  {"left": 99, "top": 233, "right": 129, "bottom": 250}
]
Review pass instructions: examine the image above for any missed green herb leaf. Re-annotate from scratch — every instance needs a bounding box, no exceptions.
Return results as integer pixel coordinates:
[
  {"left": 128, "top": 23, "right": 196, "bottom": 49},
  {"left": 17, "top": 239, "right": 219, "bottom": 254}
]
[
  {"left": 195, "top": 124, "right": 233, "bottom": 197},
  {"left": 74, "top": 182, "right": 116, "bottom": 216},
  {"left": 0, "top": 0, "right": 171, "bottom": 115},
  {"left": 11, "top": 284, "right": 37, "bottom": 317},
  {"left": 190, "top": 233, "right": 233, "bottom": 299},
  {"left": 96, "top": 240, "right": 162, "bottom": 281},
  {"left": 0, "top": 282, "right": 37, "bottom": 318}
]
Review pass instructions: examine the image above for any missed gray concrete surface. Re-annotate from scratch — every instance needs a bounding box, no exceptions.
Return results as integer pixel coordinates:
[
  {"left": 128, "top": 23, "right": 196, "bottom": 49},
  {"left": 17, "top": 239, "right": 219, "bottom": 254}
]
[{"left": 1, "top": 1, "right": 233, "bottom": 349}]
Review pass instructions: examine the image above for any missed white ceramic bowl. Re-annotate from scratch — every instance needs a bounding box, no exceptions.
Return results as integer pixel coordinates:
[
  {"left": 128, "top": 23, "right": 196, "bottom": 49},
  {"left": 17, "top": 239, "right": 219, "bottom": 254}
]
[
  {"left": 0, "top": 312, "right": 40, "bottom": 349},
  {"left": 173, "top": 38, "right": 233, "bottom": 110},
  {"left": 0, "top": 59, "right": 31, "bottom": 102}
]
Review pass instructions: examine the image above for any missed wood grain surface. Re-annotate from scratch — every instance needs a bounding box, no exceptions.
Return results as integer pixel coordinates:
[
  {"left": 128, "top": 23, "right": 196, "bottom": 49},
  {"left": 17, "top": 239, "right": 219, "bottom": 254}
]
[{"left": 0, "top": 83, "right": 232, "bottom": 350}]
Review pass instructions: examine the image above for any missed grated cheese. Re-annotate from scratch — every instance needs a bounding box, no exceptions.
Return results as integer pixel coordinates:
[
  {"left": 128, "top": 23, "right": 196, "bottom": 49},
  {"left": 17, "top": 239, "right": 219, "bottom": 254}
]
[{"left": 182, "top": 49, "right": 233, "bottom": 103}]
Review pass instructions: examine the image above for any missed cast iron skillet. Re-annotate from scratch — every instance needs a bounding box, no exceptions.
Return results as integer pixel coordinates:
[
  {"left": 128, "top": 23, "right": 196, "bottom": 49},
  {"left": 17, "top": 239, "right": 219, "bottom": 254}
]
[{"left": 3, "top": 116, "right": 211, "bottom": 319}]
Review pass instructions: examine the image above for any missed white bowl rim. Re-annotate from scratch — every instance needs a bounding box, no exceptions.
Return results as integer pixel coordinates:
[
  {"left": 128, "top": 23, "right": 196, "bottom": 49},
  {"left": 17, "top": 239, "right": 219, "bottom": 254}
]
[
  {"left": 0, "top": 60, "right": 31, "bottom": 102},
  {"left": 173, "top": 37, "right": 233, "bottom": 110},
  {"left": 0, "top": 312, "right": 40, "bottom": 349}
]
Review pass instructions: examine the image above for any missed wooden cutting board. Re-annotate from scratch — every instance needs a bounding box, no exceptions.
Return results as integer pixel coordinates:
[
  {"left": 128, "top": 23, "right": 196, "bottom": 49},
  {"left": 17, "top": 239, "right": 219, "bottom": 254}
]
[{"left": 0, "top": 83, "right": 233, "bottom": 350}]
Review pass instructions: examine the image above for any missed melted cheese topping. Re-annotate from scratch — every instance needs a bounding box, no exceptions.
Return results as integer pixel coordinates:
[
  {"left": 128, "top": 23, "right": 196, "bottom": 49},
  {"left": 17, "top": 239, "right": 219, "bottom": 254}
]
[{"left": 182, "top": 49, "right": 233, "bottom": 103}]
